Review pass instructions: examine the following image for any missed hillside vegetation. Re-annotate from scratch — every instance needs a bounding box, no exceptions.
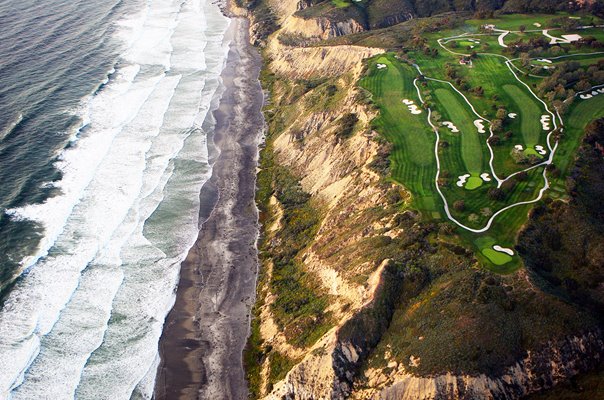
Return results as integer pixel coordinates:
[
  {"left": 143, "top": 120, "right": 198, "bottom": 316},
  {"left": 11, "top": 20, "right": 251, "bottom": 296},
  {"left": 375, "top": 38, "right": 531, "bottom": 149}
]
[{"left": 244, "top": 0, "right": 604, "bottom": 398}]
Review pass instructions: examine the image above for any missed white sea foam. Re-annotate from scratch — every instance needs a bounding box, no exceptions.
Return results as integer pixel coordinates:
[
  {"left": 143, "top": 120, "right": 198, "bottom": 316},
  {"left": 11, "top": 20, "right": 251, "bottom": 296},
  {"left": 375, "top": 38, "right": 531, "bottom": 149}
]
[
  {"left": 0, "top": 112, "right": 23, "bottom": 142},
  {"left": 1, "top": 0, "right": 232, "bottom": 398}
]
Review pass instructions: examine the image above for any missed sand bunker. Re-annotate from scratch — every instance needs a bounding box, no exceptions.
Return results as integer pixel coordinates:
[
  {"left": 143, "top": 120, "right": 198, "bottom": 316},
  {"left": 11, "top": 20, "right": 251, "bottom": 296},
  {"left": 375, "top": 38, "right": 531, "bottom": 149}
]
[
  {"left": 474, "top": 119, "right": 486, "bottom": 133},
  {"left": 376, "top": 63, "right": 387, "bottom": 69},
  {"left": 535, "top": 145, "right": 547, "bottom": 155},
  {"left": 514, "top": 144, "right": 524, "bottom": 151},
  {"left": 584, "top": 88, "right": 604, "bottom": 99},
  {"left": 579, "top": 88, "right": 603, "bottom": 100},
  {"left": 540, "top": 115, "right": 551, "bottom": 130},
  {"left": 543, "top": 30, "right": 582, "bottom": 44},
  {"left": 493, "top": 245, "right": 514, "bottom": 256},
  {"left": 456, "top": 174, "right": 470, "bottom": 187},
  {"left": 562, "top": 34, "right": 582, "bottom": 42},
  {"left": 480, "top": 173, "right": 492, "bottom": 182},
  {"left": 442, "top": 121, "right": 459, "bottom": 133},
  {"left": 508, "top": 113, "right": 517, "bottom": 119},
  {"left": 409, "top": 105, "right": 422, "bottom": 114},
  {"left": 403, "top": 99, "right": 422, "bottom": 114},
  {"left": 533, "top": 22, "right": 542, "bottom": 27},
  {"left": 537, "top": 58, "right": 552, "bottom": 64}
]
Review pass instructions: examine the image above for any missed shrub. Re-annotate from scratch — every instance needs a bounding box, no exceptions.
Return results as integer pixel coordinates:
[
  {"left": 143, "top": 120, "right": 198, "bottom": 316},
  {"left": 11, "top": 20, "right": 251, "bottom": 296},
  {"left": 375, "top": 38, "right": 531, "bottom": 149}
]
[
  {"left": 453, "top": 200, "right": 465, "bottom": 212},
  {"left": 336, "top": 112, "right": 359, "bottom": 140}
]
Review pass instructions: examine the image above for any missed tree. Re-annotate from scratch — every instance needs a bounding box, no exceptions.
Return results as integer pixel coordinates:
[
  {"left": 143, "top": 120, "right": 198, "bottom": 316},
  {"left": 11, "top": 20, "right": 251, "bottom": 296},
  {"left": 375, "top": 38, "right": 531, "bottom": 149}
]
[
  {"left": 501, "top": 178, "right": 517, "bottom": 193},
  {"left": 491, "top": 119, "right": 503, "bottom": 133},
  {"left": 516, "top": 171, "right": 528, "bottom": 181},
  {"left": 519, "top": 25, "right": 526, "bottom": 33},
  {"left": 453, "top": 200, "right": 465, "bottom": 211},
  {"left": 520, "top": 53, "right": 531, "bottom": 68},
  {"left": 496, "top": 108, "right": 507, "bottom": 120},
  {"left": 488, "top": 135, "right": 501, "bottom": 145},
  {"left": 488, "top": 187, "right": 505, "bottom": 201}
]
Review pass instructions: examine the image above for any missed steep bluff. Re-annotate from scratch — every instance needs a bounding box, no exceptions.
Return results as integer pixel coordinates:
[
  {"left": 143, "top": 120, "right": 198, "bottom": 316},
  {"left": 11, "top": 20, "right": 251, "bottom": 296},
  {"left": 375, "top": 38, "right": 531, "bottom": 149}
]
[
  {"left": 281, "top": 15, "right": 366, "bottom": 41},
  {"left": 243, "top": 1, "right": 604, "bottom": 399}
]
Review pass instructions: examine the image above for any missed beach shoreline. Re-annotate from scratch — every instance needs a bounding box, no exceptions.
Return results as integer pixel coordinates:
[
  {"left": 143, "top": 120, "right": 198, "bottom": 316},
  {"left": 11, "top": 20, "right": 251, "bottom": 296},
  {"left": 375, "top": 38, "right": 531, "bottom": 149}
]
[{"left": 154, "top": 11, "right": 264, "bottom": 400}]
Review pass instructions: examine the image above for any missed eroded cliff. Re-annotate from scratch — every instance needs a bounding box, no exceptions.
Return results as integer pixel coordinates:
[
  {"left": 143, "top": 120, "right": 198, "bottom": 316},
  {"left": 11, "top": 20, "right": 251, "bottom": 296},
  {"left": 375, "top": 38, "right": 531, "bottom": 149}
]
[{"left": 241, "top": 1, "right": 604, "bottom": 399}]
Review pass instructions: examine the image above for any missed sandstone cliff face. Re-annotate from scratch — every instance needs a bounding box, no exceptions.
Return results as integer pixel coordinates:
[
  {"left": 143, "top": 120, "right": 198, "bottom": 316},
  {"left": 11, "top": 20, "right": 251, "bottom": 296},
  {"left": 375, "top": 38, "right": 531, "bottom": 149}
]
[
  {"left": 266, "top": 39, "right": 383, "bottom": 79},
  {"left": 265, "top": 275, "right": 604, "bottom": 400},
  {"left": 281, "top": 15, "right": 366, "bottom": 40}
]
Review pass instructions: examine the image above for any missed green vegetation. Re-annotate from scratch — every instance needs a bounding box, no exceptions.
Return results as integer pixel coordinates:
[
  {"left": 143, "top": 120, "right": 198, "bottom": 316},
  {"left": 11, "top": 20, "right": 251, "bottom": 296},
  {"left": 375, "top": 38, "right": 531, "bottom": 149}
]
[
  {"left": 357, "top": 13, "right": 604, "bottom": 271},
  {"left": 359, "top": 55, "right": 438, "bottom": 214},
  {"left": 465, "top": 176, "right": 483, "bottom": 190},
  {"left": 431, "top": 86, "right": 488, "bottom": 174},
  {"left": 481, "top": 248, "right": 513, "bottom": 265},
  {"left": 268, "top": 351, "right": 298, "bottom": 389}
]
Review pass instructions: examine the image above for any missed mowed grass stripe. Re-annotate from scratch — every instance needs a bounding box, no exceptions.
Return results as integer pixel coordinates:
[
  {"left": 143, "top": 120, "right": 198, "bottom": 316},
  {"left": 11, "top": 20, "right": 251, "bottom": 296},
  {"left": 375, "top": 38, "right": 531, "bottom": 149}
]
[
  {"left": 433, "top": 87, "right": 484, "bottom": 174},
  {"left": 367, "top": 59, "right": 433, "bottom": 166},
  {"left": 360, "top": 55, "right": 438, "bottom": 211},
  {"left": 502, "top": 84, "right": 543, "bottom": 146}
]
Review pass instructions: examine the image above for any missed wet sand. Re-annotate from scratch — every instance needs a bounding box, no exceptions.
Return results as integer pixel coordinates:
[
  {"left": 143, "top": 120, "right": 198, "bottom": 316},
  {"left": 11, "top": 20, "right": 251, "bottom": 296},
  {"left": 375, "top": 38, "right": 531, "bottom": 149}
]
[{"left": 154, "top": 14, "right": 264, "bottom": 400}]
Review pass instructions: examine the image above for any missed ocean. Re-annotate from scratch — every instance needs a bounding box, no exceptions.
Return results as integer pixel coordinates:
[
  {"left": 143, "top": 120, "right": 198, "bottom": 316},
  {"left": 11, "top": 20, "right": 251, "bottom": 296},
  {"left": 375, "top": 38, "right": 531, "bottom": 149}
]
[{"left": 0, "top": 0, "right": 231, "bottom": 398}]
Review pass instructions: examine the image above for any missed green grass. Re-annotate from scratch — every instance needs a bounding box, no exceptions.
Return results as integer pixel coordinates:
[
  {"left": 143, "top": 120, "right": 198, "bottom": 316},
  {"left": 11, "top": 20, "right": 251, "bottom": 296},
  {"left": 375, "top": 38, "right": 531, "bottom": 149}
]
[
  {"left": 465, "top": 176, "right": 483, "bottom": 190},
  {"left": 552, "top": 94, "right": 604, "bottom": 184},
  {"left": 358, "top": 13, "right": 604, "bottom": 272},
  {"left": 331, "top": 0, "right": 350, "bottom": 8},
  {"left": 481, "top": 248, "right": 513, "bottom": 265},
  {"left": 360, "top": 53, "right": 546, "bottom": 268},
  {"left": 432, "top": 87, "right": 486, "bottom": 174},
  {"left": 502, "top": 84, "right": 543, "bottom": 147},
  {"left": 359, "top": 55, "right": 438, "bottom": 213},
  {"left": 463, "top": 12, "right": 601, "bottom": 32}
]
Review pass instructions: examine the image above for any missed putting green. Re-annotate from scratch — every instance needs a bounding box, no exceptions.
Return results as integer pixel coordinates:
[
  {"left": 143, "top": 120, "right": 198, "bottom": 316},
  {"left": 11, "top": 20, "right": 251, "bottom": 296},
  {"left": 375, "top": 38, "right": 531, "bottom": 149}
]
[
  {"left": 465, "top": 176, "right": 483, "bottom": 190},
  {"left": 481, "top": 248, "right": 513, "bottom": 265},
  {"left": 458, "top": 40, "right": 478, "bottom": 47},
  {"left": 523, "top": 148, "right": 540, "bottom": 156}
]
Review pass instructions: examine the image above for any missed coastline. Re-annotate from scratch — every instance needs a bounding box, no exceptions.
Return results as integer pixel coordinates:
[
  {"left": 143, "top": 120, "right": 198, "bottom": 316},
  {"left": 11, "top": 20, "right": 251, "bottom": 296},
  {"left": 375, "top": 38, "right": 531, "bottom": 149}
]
[{"left": 154, "top": 11, "right": 264, "bottom": 400}]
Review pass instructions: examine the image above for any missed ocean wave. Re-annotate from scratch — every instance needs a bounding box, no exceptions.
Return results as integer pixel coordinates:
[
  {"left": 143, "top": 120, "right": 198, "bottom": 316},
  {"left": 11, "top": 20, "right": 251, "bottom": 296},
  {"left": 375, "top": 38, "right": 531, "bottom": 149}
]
[{"left": 0, "top": 0, "right": 232, "bottom": 398}]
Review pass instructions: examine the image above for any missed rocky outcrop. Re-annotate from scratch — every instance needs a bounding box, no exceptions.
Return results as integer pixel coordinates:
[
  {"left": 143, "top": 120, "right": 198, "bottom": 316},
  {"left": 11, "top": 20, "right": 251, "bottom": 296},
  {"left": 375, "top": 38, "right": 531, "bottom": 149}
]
[
  {"left": 265, "top": 274, "right": 604, "bottom": 400},
  {"left": 371, "top": 331, "right": 604, "bottom": 399}
]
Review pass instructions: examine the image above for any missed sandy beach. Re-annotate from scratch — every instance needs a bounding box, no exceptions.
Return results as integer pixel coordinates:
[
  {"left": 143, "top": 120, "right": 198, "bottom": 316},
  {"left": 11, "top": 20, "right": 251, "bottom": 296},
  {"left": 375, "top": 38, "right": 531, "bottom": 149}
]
[{"left": 154, "top": 13, "right": 264, "bottom": 400}]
